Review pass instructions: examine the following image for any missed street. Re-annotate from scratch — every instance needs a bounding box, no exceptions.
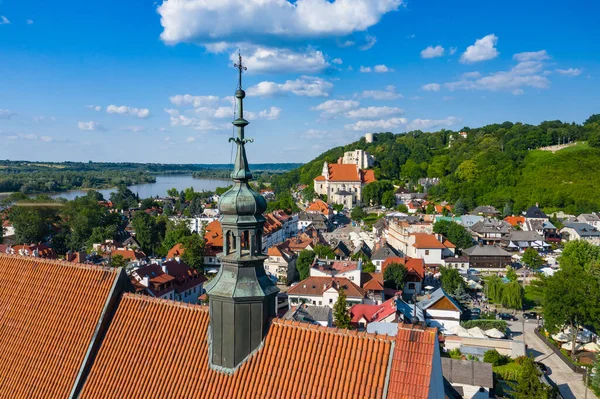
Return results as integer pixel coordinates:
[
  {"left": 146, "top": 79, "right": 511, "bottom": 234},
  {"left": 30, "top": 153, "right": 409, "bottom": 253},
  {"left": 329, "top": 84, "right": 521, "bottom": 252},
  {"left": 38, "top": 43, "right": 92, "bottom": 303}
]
[{"left": 506, "top": 316, "right": 596, "bottom": 399}]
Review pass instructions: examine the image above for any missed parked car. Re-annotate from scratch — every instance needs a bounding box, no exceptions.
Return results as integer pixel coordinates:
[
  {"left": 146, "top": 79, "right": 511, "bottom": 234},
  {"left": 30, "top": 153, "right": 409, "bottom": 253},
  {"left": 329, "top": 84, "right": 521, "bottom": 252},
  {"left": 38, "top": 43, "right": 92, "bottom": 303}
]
[
  {"left": 498, "top": 313, "right": 517, "bottom": 321},
  {"left": 523, "top": 312, "right": 538, "bottom": 321},
  {"left": 535, "top": 362, "right": 549, "bottom": 374},
  {"left": 471, "top": 307, "right": 482, "bottom": 315}
]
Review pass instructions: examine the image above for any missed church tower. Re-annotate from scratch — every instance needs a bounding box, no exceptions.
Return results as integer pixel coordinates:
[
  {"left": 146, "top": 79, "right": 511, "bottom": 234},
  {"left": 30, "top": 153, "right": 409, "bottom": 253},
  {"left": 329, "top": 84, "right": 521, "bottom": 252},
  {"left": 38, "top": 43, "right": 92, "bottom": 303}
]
[{"left": 205, "top": 54, "right": 279, "bottom": 372}]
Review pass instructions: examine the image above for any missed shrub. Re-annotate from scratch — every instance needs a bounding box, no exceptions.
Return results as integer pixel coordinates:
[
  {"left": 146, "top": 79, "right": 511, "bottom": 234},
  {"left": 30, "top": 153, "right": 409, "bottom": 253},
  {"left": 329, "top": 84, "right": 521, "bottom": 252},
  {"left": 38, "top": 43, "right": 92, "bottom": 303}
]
[
  {"left": 484, "top": 349, "right": 508, "bottom": 366},
  {"left": 461, "top": 319, "right": 508, "bottom": 333}
]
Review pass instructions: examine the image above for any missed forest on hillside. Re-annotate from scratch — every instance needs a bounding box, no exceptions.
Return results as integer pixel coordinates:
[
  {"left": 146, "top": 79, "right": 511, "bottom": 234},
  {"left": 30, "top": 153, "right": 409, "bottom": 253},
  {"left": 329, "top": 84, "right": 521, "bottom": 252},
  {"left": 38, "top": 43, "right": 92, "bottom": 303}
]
[{"left": 273, "top": 114, "right": 600, "bottom": 214}]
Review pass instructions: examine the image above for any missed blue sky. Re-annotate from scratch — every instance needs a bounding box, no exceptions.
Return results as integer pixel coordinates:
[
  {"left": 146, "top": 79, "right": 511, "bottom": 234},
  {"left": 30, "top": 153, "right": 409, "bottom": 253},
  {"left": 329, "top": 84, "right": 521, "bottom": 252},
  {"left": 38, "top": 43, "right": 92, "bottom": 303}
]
[{"left": 0, "top": 0, "right": 598, "bottom": 164}]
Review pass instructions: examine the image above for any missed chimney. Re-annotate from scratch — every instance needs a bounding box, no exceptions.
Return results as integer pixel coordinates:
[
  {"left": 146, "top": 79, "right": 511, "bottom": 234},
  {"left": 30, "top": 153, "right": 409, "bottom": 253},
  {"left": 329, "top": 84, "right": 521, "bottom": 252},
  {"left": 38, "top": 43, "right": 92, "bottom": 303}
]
[{"left": 142, "top": 275, "right": 150, "bottom": 287}]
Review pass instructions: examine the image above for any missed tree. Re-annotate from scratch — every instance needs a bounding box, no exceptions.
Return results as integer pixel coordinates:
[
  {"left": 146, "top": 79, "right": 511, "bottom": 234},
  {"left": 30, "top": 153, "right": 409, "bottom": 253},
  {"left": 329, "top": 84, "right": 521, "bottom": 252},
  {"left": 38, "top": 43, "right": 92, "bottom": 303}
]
[
  {"left": 167, "top": 188, "right": 179, "bottom": 197},
  {"left": 159, "top": 220, "right": 192, "bottom": 255},
  {"left": 381, "top": 190, "right": 396, "bottom": 209},
  {"left": 522, "top": 248, "right": 544, "bottom": 269},
  {"left": 333, "top": 287, "right": 351, "bottom": 329},
  {"left": 503, "top": 202, "right": 513, "bottom": 218},
  {"left": 351, "top": 206, "right": 366, "bottom": 221},
  {"left": 425, "top": 203, "right": 435, "bottom": 214},
  {"left": 483, "top": 349, "right": 508, "bottom": 366},
  {"left": 181, "top": 233, "right": 205, "bottom": 271},
  {"left": 454, "top": 199, "right": 467, "bottom": 216},
  {"left": 8, "top": 203, "right": 58, "bottom": 244},
  {"left": 589, "top": 131, "right": 600, "bottom": 148},
  {"left": 506, "top": 266, "right": 518, "bottom": 282},
  {"left": 396, "top": 204, "right": 408, "bottom": 213},
  {"left": 440, "top": 267, "right": 466, "bottom": 295},
  {"left": 131, "top": 212, "right": 161, "bottom": 255},
  {"left": 140, "top": 198, "right": 158, "bottom": 210},
  {"left": 502, "top": 281, "right": 524, "bottom": 310},
  {"left": 296, "top": 250, "right": 315, "bottom": 280},
  {"left": 110, "top": 254, "right": 128, "bottom": 269},
  {"left": 544, "top": 240, "right": 600, "bottom": 360},
  {"left": 313, "top": 244, "right": 335, "bottom": 259},
  {"left": 362, "top": 261, "right": 376, "bottom": 273},
  {"left": 384, "top": 262, "right": 407, "bottom": 290},
  {"left": 433, "top": 220, "right": 473, "bottom": 250},
  {"left": 511, "top": 356, "right": 556, "bottom": 399},
  {"left": 591, "top": 356, "right": 600, "bottom": 393},
  {"left": 301, "top": 186, "right": 316, "bottom": 203},
  {"left": 110, "top": 185, "right": 138, "bottom": 210}
]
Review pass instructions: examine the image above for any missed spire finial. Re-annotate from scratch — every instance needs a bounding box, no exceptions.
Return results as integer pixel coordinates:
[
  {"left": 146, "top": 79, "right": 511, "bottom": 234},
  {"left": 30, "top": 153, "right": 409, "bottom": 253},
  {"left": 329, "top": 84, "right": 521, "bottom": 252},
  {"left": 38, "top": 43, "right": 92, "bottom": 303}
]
[{"left": 234, "top": 52, "right": 247, "bottom": 89}]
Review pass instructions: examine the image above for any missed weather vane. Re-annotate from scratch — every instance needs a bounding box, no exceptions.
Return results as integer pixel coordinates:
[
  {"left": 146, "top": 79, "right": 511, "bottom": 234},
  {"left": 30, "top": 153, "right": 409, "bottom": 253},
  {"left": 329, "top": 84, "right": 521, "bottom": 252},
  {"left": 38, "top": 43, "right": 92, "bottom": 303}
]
[{"left": 234, "top": 52, "right": 247, "bottom": 90}]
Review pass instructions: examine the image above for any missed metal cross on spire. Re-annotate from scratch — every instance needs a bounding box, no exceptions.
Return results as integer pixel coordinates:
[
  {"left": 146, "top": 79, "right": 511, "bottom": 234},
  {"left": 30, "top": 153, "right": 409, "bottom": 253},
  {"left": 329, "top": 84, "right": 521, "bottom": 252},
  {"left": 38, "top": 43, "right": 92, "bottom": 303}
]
[{"left": 234, "top": 52, "right": 247, "bottom": 89}]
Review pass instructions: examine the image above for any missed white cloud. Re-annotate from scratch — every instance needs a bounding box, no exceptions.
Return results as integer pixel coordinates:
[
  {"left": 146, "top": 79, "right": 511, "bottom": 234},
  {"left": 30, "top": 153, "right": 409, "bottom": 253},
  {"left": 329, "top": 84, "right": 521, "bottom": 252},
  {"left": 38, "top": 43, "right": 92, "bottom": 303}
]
[
  {"left": 0, "top": 109, "right": 16, "bottom": 119},
  {"left": 258, "top": 106, "right": 282, "bottom": 120},
  {"left": 86, "top": 105, "right": 102, "bottom": 112},
  {"left": 246, "top": 76, "right": 333, "bottom": 97},
  {"left": 345, "top": 116, "right": 460, "bottom": 132},
  {"left": 339, "top": 40, "right": 355, "bottom": 48},
  {"left": 445, "top": 56, "right": 551, "bottom": 93},
  {"left": 406, "top": 116, "right": 461, "bottom": 130},
  {"left": 185, "top": 136, "right": 197, "bottom": 143},
  {"left": 359, "top": 34, "right": 377, "bottom": 50},
  {"left": 78, "top": 121, "right": 103, "bottom": 131},
  {"left": 229, "top": 45, "right": 328, "bottom": 74},
  {"left": 106, "top": 105, "right": 150, "bottom": 118},
  {"left": 345, "top": 106, "right": 404, "bottom": 119},
  {"left": 164, "top": 136, "right": 173, "bottom": 143},
  {"left": 7, "top": 133, "right": 54, "bottom": 142},
  {"left": 422, "top": 83, "right": 441, "bottom": 92},
  {"left": 374, "top": 64, "right": 394, "bottom": 73},
  {"left": 331, "top": 58, "right": 343, "bottom": 65},
  {"left": 33, "top": 116, "right": 56, "bottom": 123},
  {"left": 512, "top": 89, "right": 524, "bottom": 95},
  {"left": 360, "top": 66, "right": 372, "bottom": 73},
  {"left": 122, "top": 126, "right": 145, "bottom": 132},
  {"left": 164, "top": 108, "right": 228, "bottom": 131},
  {"left": 556, "top": 68, "right": 582, "bottom": 77},
  {"left": 421, "top": 45, "right": 444, "bottom": 59},
  {"left": 169, "top": 94, "right": 220, "bottom": 108},
  {"left": 312, "top": 100, "right": 359, "bottom": 118},
  {"left": 513, "top": 50, "right": 549, "bottom": 62},
  {"left": 158, "top": 0, "right": 402, "bottom": 45},
  {"left": 0, "top": 16, "right": 10, "bottom": 25},
  {"left": 359, "top": 85, "right": 402, "bottom": 100},
  {"left": 345, "top": 117, "right": 408, "bottom": 131},
  {"left": 460, "top": 34, "right": 499, "bottom": 64},
  {"left": 26, "top": 19, "right": 34, "bottom": 25},
  {"left": 449, "top": 47, "right": 457, "bottom": 55}
]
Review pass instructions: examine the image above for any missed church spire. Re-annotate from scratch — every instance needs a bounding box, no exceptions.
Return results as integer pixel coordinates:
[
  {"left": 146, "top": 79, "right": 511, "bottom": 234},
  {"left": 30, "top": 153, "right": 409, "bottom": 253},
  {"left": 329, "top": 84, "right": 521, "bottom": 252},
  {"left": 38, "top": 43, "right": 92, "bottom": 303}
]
[
  {"left": 230, "top": 53, "right": 252, "bottom": 181},
  {"left": 205, "top": 54, "right": 279, "bottom": 373}
]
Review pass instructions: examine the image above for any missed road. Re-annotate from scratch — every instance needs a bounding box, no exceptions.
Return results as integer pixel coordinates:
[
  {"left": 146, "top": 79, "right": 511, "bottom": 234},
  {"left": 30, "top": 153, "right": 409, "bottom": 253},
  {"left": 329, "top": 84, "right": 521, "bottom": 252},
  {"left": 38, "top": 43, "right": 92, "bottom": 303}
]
[{"left": 506, "top": 317, "right": 596, "bottom": 399}]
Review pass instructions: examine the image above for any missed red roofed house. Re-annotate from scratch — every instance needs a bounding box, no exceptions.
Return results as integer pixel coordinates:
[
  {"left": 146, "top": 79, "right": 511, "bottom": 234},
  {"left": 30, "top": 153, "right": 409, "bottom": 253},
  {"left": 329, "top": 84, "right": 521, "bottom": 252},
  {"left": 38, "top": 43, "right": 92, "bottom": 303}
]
[
  {"left": 351, "top": 297, "right": 398, "bottom": 329},
  {"left": 287, "top": 276, "right": 366, "bottom": 308},
  {"left": 314, "top": 161, "right": 376, "bottom": 209},
  {"left": 383, "top": 256, "right": 426, "bottom": 296},
  {"left": 131, "top": 259, "right": 206, "bottom": 303},
  {"left": 406, "top": 233, "right": 454, "bottom": 267},
  {"left": 306, "top": 199, "right": 333, "bottom": 218},
  {"left": 203, "top": 220, "right": 223, "bottom": 272},
  {"left": 361, "top": 272, "right": 386, "bottom": 304},
  {"left": 110, "top": 248, "right": 146, "bottom": 263},
  {"left": 264, "top": 243, "right": 297, "bottom": 284}
]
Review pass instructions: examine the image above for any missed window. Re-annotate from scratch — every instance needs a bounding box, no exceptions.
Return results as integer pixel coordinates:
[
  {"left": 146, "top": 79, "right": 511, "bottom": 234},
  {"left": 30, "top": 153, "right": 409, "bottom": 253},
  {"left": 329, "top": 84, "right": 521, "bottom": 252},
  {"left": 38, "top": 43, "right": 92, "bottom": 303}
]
[
  {"left": 319, "top": 301, "right": 322, "bottom": 306},
  {"left": 313, "top": 300, "right": 317, "bottom": 305},
  {"left": 408, "top": 283, "right": 415, "bottom": 290},
  {"left": 425, "top": 250, "right": 430, "bottom": 255},
  {"left": 329, "top": 298, "right": 333, "bottom": 304}
]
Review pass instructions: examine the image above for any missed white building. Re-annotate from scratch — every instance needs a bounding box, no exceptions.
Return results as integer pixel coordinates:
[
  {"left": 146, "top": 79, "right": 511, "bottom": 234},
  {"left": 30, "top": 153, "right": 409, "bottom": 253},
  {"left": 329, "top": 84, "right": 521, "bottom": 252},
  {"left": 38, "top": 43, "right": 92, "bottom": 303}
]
[
  {"left": 560, "top": 223, "right": 600, "bottom": 245},
  {"left": 342, "top": 149, "right": 375, "bottom": 169},
  {"left": 287, "top": 276, "right": 365, "bottom": 308},
  {"left": 309, "top": 258, "right": 362, "bottom": 283},
  {"left": 417, "top": 288, "right": 462, "bottom": 332},
  {"left": 576, "top": 213, "right": 600, "bottom": 230},
  {"left": 314, "top": 162, "right": 376, "bottom": 209}
]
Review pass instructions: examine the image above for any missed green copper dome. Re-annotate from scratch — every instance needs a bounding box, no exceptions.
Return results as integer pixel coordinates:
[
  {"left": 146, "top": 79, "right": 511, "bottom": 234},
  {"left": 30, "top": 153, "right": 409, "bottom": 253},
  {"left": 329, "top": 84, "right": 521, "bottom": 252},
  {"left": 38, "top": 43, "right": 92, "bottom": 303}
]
[{"left": 218, "top": 181, "right": 266, "bottom": 217}]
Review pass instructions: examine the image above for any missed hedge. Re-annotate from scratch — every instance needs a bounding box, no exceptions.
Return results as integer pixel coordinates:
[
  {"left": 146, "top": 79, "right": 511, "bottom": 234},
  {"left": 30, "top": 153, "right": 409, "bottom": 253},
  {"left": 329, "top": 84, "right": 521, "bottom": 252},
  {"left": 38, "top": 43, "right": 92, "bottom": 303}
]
[{"left": 461, "top": 319, "right": 508, "bottom": 333}]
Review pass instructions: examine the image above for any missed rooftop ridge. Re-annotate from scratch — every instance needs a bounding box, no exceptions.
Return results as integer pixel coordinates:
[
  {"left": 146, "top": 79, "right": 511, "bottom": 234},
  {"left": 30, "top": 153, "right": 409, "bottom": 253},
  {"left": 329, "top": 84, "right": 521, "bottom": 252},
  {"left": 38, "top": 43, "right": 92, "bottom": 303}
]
[
  {"left": 273, "top": 318, "right": 396, "bottom": 342},
  {"left": 121, "top": 292, "right": 210, "bottom": 311},
  {"left": 0, "top": 253, "right": 118, "bottom": 273}
]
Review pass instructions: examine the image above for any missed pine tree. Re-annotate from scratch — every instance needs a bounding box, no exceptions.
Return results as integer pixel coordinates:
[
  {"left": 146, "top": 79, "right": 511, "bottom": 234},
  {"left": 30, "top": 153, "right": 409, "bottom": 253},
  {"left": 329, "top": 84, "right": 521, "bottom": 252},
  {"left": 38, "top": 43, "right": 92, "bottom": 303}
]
[
  {"left": 333, "top": 287, "right": 351, "bottom": 329},
  {"left": 511, "top": 356, "right": 554, "bottom": 399}
]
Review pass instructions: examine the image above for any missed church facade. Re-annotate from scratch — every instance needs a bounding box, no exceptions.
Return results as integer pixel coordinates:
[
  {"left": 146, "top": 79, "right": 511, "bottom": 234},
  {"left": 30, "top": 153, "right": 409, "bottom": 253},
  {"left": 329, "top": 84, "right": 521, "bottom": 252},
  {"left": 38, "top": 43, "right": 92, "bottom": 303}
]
[{"left": 314, "top": 161, "right": 376, "bottom": 209}]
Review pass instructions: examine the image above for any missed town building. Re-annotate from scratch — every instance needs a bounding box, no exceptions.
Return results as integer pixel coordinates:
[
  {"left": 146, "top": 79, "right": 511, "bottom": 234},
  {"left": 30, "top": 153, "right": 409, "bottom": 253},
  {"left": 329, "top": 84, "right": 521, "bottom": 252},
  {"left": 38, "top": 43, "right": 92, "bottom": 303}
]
[
  {"left": 297, "top": 211, "right": 330, "bottom": 232},
  {"left": 382, "top": 256, "right": 426, "bottom": 296},
  {"left": 371, "top": 241, "right": 401, "bottom": 272},
  {"left": 468, "top": 218, "right": 512, "bottom": 245},
  {"left": 313, "top": 161, "right": 376, "bottom": 209},
  {"left": 287, "top": 276, "right": 365, "bottom": 308},
  {"left": 463, "top": 245, "right": 513, "bottom": 271},
  {"left": 560, "top": 223, "right": 600, "bottom": 245},
  {"left": 310, "top": 257, "right": 362, "bottom": 283},
  {"left": 306, "top": 198, "right": 334, "bottom": 219},
  {"left": 282, "top": 305, "right": 333, "bottom": 327},
  {"left": 523, "top": 204, "right": 549, "bottom": 222},
  {"left": 469, "top": 205, "right": 499, "bottom": 217},
  {"left": 264, "top": 243, "right": 297, "bottom": 284},
  {"left": 576, "top": 213, "right": 600, "bottom": 230},
  {"left": 417, "top": 287, "right": 463, "bottom": 331},
  {"left": 442, "top": 358, "right": 494, "bottom": 399},
  {"left": 351, "top": 297, "right": 398, "bottom": 330},
  {"left": 341, "top": 149, "right": 375, "bottom": 169}
]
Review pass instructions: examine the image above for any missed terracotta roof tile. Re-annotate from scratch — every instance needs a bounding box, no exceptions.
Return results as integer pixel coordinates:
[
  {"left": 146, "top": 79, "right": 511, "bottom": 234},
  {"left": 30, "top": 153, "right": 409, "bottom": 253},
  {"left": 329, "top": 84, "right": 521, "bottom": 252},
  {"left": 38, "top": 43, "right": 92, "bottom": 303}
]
[
  {"left": 0, "top": 255, "right": 121, "bottom": 399},
  {"left": 79, "top": 294, "right": 394, "bottom": 399},
  {"left": 387, "top": 325, "right": 438, "bottom": 399},
  {"left": 204, "top": 220, "right": 223, "bottom": 248},
  {"left": 411, "top": 233, "right": 446, "bottom": 249},
  {"left": 307, "top": 199, "right": 332, "bottom": 215},
  {"left": 288, "top": 276, "right": 365, "bottom": 299},
  {"left": 382, "top": 257, "right": 425, "bottom": 280}
]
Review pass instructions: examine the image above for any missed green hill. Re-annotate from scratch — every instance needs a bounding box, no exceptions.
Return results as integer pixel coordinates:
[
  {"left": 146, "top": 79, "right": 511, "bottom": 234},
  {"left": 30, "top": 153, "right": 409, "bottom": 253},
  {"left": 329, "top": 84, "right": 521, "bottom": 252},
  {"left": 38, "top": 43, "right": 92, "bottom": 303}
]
[{"left": 273, "top": 115, "right": 600, "bottom": 214}]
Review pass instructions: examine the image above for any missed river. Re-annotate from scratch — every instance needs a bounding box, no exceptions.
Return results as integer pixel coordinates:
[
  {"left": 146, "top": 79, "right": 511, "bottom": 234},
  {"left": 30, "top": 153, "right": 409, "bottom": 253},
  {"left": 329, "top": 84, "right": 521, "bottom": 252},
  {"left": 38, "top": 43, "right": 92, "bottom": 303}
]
[{"left": 48, "top": 175, "right": 230, "bottom": 201}]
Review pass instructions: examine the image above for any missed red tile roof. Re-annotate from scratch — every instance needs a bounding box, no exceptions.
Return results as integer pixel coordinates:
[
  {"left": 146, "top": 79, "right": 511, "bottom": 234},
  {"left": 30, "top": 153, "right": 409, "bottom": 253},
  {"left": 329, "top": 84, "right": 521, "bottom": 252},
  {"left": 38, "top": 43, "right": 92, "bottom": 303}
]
[
  {"left": 382, "top": 257, "right": 425, "bottom": 280},
  {"left": 79, "top": 294, "right": 395, "bottom": 399},
  {"left": 362, "top": 272, "right": 385, "bottom": 291},
  {"left": 505, "top": 215, "right": 526, "bottom": 227},
  {"left": 442, "top": 239, "right": 456, "bottom": 249},
  {"left": 411, "top": 233, "right": 446, "bottom": 249},
  {"left": 387, "top": 325, "right": 438, "bottom": 399},
  {"left": 167, "top": 243, "right": 184, "bottom": 259},
  {"left": 307, "top": 199, "right": 331, "bottom": 215},
  {"left": 314, "top": 164, "right": 377, "bottom": 184},
  {"left": 204, "top": 220, "right": 223, "bottom": 248},
  {"left": 111, "top": 248, "right": 146, "bottom": 261},
  {"left": 350, "top": 297, "right": 397, "bottom": 324},
  {"left": 0, "top": 255, "right": 123, "bottom": 399},
  {"left": 362, "top": 169, "right": 377, "bottom": 184},
  {"left": 287, "top": 276, "right": 365, "bottom": 299}
]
